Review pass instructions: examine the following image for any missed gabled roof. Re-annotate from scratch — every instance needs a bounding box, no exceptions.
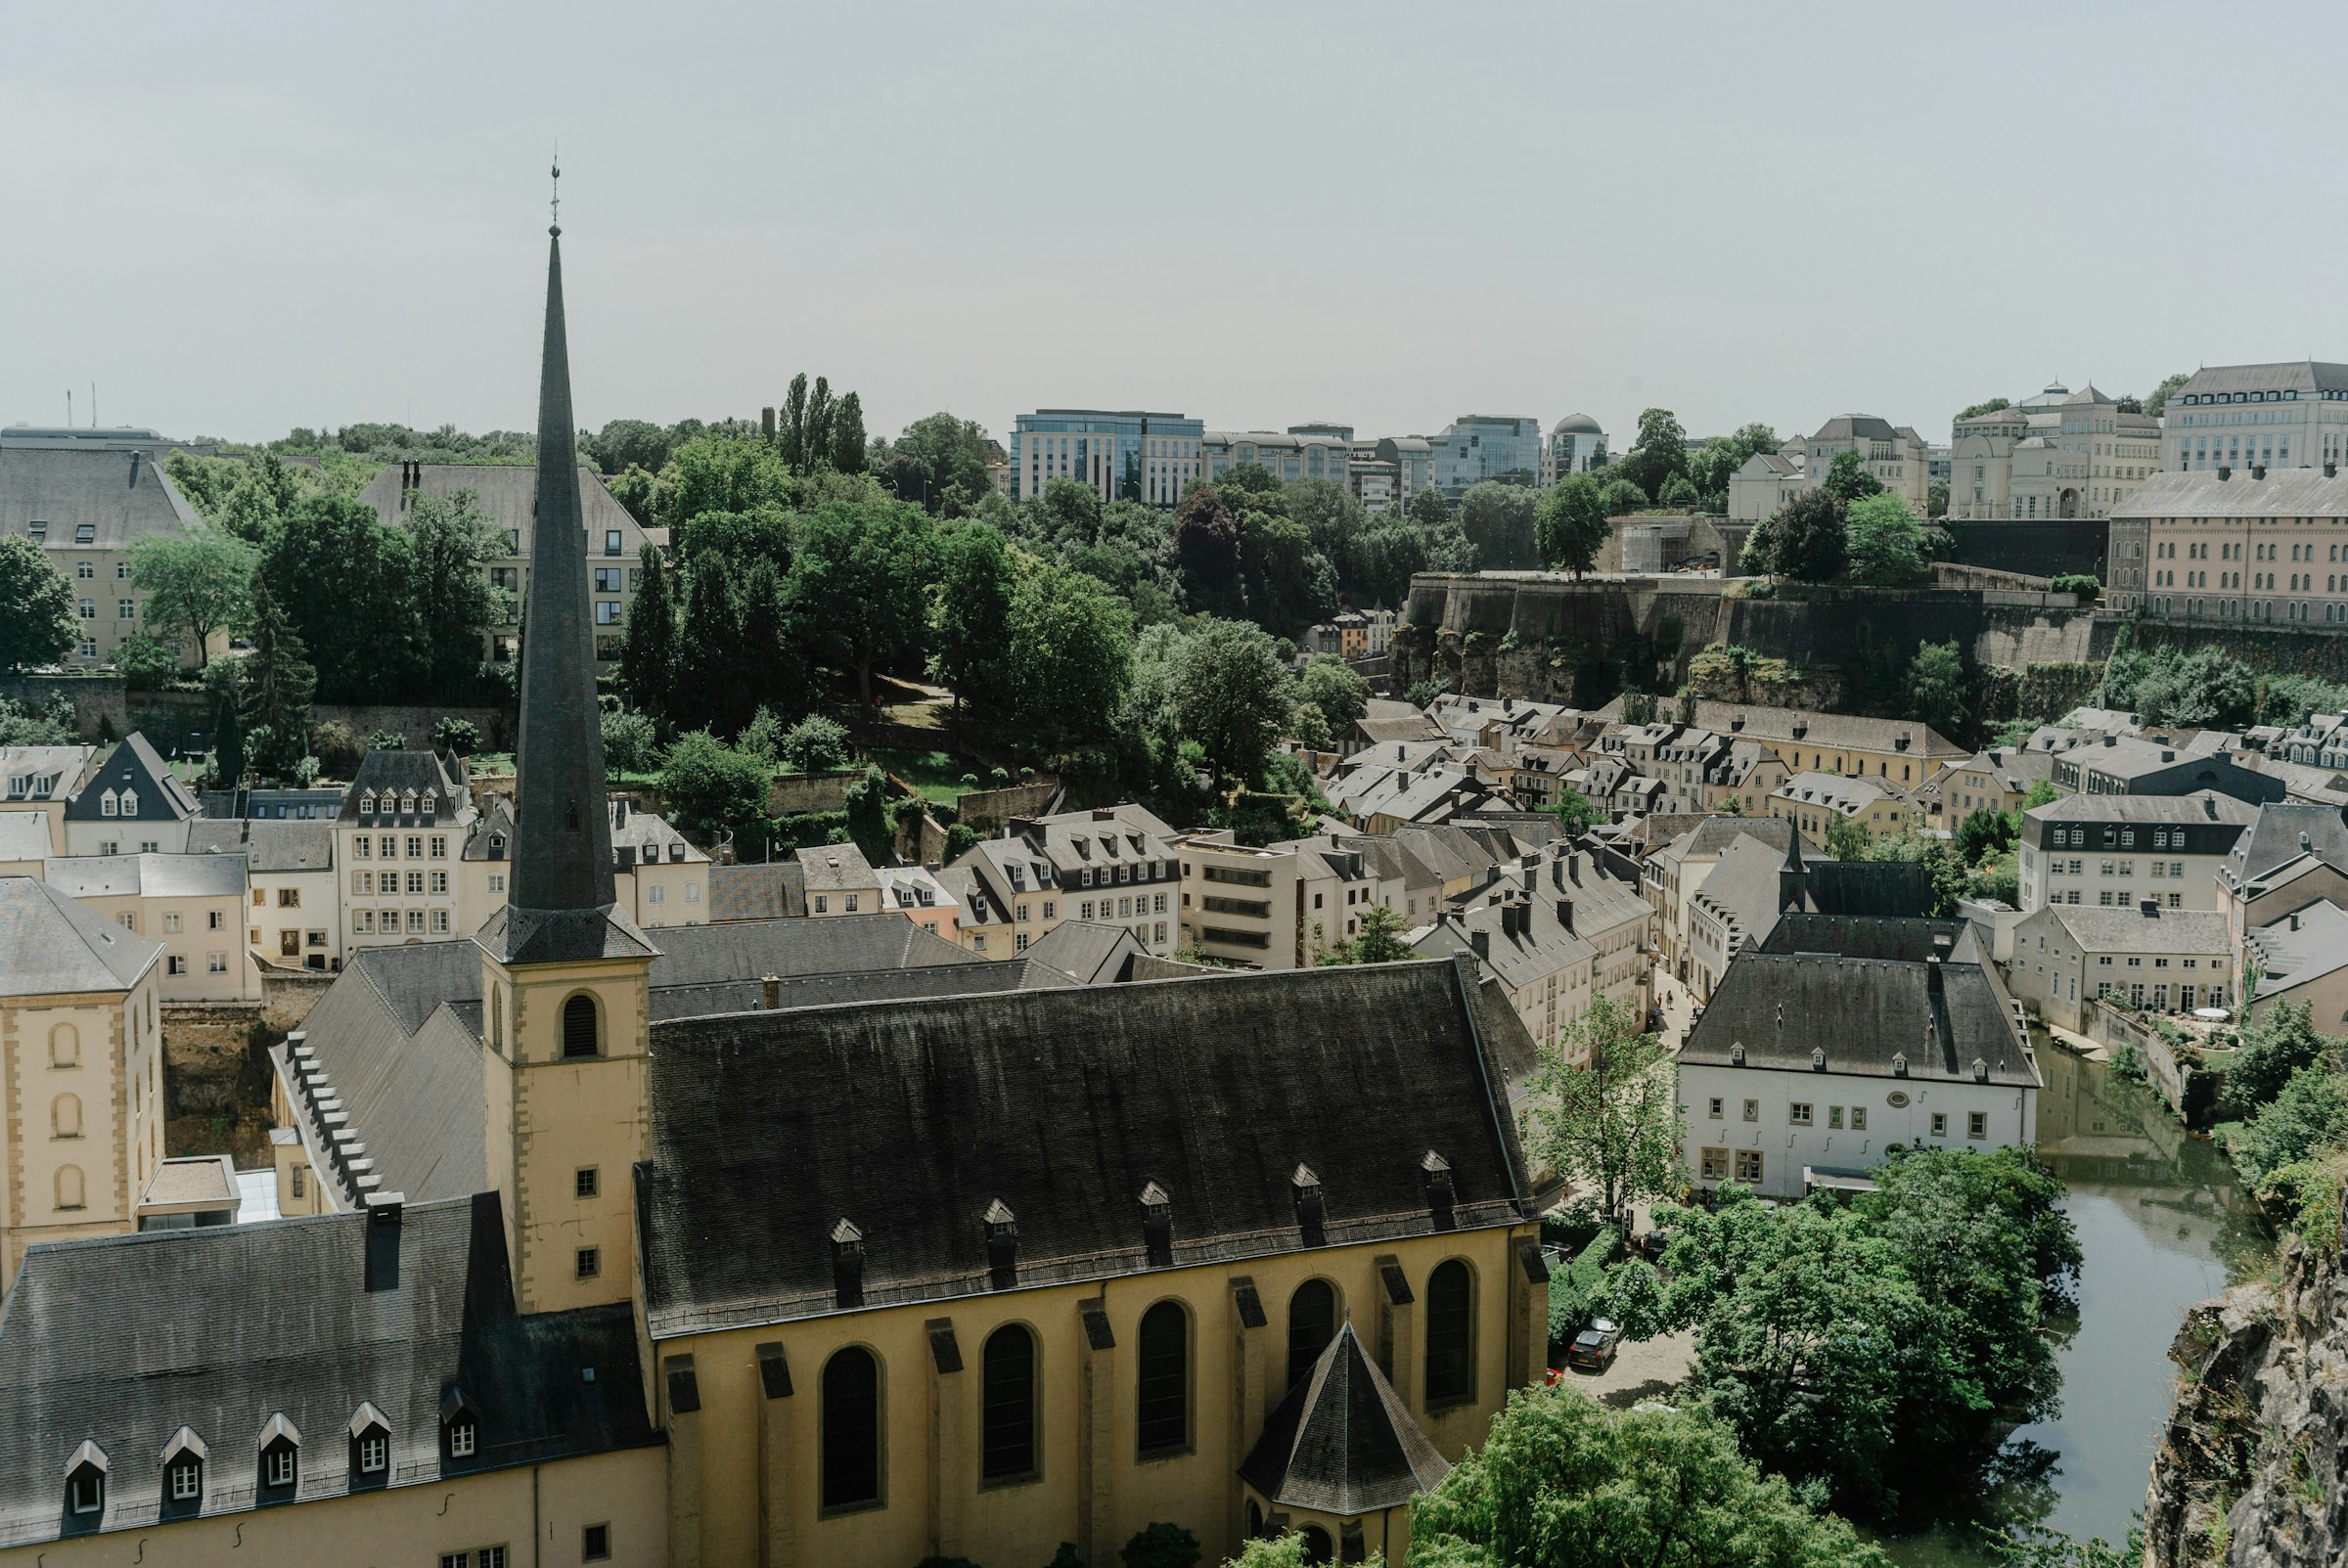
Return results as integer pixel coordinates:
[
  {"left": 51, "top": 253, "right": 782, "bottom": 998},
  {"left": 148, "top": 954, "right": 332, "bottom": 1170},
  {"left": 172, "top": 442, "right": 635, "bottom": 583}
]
[
  {"left": 0, "top": 875, "right": 162, "bottom": 996},
  {"left": 1240, "top": 1321, "right": 1451, "bottom": 1514},
  {"left": 2224, "top": 802, "right": 2348, "bottom": 891},
  {"left": 0, "top": 446, "right": 201, "bottom": 550},
  {"left": 186, "top": 817, "right": 335, "bottom": 873},
  {"left": 708, "top": 860, "right": 805, "bottom": 920},
  {"left": 639, "top": 960, "right": 1532, "bottom": 1337},
  {"left": 796, "top": 841, "right": 880, "bottom": 893},
  {"left": 1682, "top": 942, "right": 2035, "bottom": 1087},
  {"left": 2022, "top": 789, "right": 2254, "bottom": 828},
  {"left": 2114, "top": 468, "right": 2348, "bottom": 521},
  {"left": 1020, "top": 920, "right": 1143, "bottom": 986},
  {"left": 0, "top": 1195, "right": 655, "bottom": 1548},
  {"left": 45, "top": 851, "right": 247, "bottom": 900},
  {"left": 356, "top": 462, "right": 645, "bottom": 561},
  {"left": 2037, "top": 903, "right": 2231, "bottom": 955},
  {"left": 62, "top": 734, "right": 199, "bottom": 824},
  {"left": 0, "top": 744, "right": 93, "bottom": 800},
  {"left": 2243, "top": 901, "right": 2348, "bottom": 999},
  {"left": 336, "top": 748, "right": 474, "bottom": 826}
]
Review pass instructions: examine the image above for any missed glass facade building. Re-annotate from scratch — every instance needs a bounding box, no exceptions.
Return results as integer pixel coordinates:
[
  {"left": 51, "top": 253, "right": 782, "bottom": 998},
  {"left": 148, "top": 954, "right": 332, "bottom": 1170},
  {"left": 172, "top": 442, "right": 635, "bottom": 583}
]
[
  {"left": 1011, "top": 410, "right": 1204, "bottom": 507},
  {"left": 1431, "top": 416, "right": 1543, "bottom": 497}
]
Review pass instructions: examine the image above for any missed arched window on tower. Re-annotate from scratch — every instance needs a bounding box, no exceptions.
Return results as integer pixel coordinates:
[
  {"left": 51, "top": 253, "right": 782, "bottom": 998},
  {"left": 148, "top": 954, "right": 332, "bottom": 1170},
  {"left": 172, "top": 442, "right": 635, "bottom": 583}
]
[
  {"left": 1287, "top": 1278, "right": 1336, "bottom": 1390},
  {"left": 821, "top": 1347, "right": 881, "bottom": 1510},
  {"left": 562, "top": 994, "right": 599, "bottom": 1059},
  {"left": 979, "top": 1324, "right": 1037, "bottom": 1482}
]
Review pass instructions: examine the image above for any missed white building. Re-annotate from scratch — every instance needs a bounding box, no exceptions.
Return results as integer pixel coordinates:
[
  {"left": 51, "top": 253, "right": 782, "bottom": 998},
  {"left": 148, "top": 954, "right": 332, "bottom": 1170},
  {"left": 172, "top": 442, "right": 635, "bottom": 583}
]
[
  {"left": 60, "top": 735, "right": 201, "bottom": 857},
  {"left": 1798, "top": 416, "right": 1931, "bottom": 512},
  {"left": 2159, "top": 360, "right": 2348, "bottom": 475},
  {"left": 42, "top": 852, "right": 257, "bottom": 1003},
  {"left": 1947, "top": 384, "right": 2161, "bottom": 522},
  {"left": 332, "top": 749, "right": 475, "bottom": 954},
  {"left": 1677, "top": 918, "right": 2040, "bottom": 1201},
  {"left": 188, "top": 818, "right": 339, "bottom": 971},
  {"left": 2015, "top": 791, "right": 2253, "bottom": 915}
]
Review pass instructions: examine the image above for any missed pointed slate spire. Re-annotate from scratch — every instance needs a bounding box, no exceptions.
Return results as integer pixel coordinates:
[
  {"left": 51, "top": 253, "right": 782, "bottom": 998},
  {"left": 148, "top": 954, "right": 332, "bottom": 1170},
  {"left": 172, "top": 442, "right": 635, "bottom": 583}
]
[
  {"left": 510, "top": 214, "right": 615, "bottom": 916},
  {"left": 1239, "top": 1321, "right": 1451, "bottom": 1515}
]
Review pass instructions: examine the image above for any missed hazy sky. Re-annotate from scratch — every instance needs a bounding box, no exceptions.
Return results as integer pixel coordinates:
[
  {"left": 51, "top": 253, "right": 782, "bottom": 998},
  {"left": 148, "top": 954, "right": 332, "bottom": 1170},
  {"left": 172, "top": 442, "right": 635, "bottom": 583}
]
[{"left": 4, "top": 3, "right": 2336, "bottom": 452}]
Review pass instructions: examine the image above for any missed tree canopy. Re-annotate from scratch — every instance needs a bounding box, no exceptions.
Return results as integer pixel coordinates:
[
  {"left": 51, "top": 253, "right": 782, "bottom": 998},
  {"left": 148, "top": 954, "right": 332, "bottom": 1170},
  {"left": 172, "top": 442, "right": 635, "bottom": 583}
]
[
  {"left": 1531, "top": 994, "right": 1679, "bottom": 1228},
  {"left": 1615, "top": 408, "right": 1691, "bottom": 501},
  {"left": 1844, "top": 493, "right": 1925, "bottom": 585},
  {"left": 128, "top": 525, "right": 256, "bottom": 669},
  {"left": 1819, "top": 449, "right": 1887, "bottom": 504},
  {"left": 0, "top": 534, "right": 79, "bottom": 672},
  {"left": 1536, "top": 475, "right": 1610, "bottom": 576}
]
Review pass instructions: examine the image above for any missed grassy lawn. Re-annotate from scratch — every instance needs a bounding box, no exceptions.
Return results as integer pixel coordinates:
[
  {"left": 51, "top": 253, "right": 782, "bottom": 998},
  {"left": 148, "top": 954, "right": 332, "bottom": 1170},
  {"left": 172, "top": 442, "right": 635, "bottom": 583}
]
[{"left": 865, "top": 746, "right": 980, "bottom": 806}]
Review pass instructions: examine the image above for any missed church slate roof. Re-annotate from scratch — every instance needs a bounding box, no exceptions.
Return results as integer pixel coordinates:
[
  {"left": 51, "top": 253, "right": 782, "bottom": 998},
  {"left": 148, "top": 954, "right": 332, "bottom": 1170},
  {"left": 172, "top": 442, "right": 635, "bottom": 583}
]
[
  {"left": 1240, "top": 1321, "right": 1451, "bottom": 1515},
  {"left": 638, "top": 958, "right": 1533, "bottom": 1337},
  {"left": 0, "top": 1193, "right": 655, "bottom": 1548}
]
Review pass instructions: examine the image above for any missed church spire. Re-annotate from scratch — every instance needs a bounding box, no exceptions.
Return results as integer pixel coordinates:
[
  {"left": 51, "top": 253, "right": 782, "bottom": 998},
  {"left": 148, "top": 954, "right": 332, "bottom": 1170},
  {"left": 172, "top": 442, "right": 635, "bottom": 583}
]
[{"left": 509, "top": 211, "right": 616, "bottom": 915}]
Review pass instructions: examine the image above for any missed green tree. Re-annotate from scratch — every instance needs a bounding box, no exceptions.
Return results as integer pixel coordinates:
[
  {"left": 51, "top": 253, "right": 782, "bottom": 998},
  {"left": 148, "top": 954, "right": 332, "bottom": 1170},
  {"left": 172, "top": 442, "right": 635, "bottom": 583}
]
[
  {"left": 661, "top": 433, "right": 795, "bottom": 526},
  {"left": 618, "top": 544, "right": 680, "bottom": 725},
  {"left": 1906, "top": 640, "right": 1968, "bottom": 740},
  {"left": 2229, "top": 1065, "right": 2348, "bottom": 1193},
  {"left": 802, "top": 376, "right": 836, "bottom": 470},
  {"left": 882, "top": 412, "right": 994, "bottom": 515},
  {"left": 1955, "top": 807, "right": 2016, "bottom": 867},
  {"left": 1616, "top": 408, "right": 1691, "bottom": 501},
  {"left": 1003, "top": 560, "right": 1135, "bottom": 761},
  {"left": 1535, "top": 474, "right": 1610, "bottom": 577},
  {"left": 790, "top": 496, "right": 932, "bottom": 705},
  {"left": 779, "top": 715, "right": 850, "bottom": 773},
  {"left": 129, "top": 525, "right": 256, "bottom": 669},
  {"left": 831, "top": 390, "right": 868, "bottom": 474},
  {"left": 1459, "top": 480, "right": 1541, "bottom": 570},
  {"left": 842, "top": 764, "right": 893, "bottom": 866},
  {"left": 735, "top": 558, "right": 801, "bottom": 726},
  {"left": 1120, "top": 1522, "right": 1202, "bottom": 1568},
  {"left": 1766, "top": 489, "right": 1847, "bottom": 581},
  {"left": 1926, "top": 479, "right": 1950, "bottom": 518},
  {"left": 241, "top": 576, "right": 316, "bottom": 781},
  {"left": 1318, "top": 903, "right": 1413, "bottom": 965},
  {"left": 601, "top": 708, "right": 658, "bottom": 774},
  {"left": 1600, "top": 476, "right": 1648, "bottom": 517},
  {"left": 1844, "top": 493, "right": 1925, "bottom": 584},
  {"left": 777, "top": 374, "right": 809, "bottom": 470},
  {"left": 2230, "top": 1002, "right": 2338, "bottom": 1111},
  {"left": 2142, "top": 373, "right": 2190, "bottom": 420},
  {"left": 930, "top": 522, "right": 1017, "bottom": 716},
  {"left": 1554, "top": 785, "right": 1600, "bottom": 834},
  {"left": 406, "top": 490, "right": 507, "bottom": 698},
  {"left": 1295, "top": 653, "right": 1370, "bottom": 731},
  {"left": 673, "top": 551, "right": 739, "bottom": 735},
  {"left": 260, "top": 493, "right": 419, "bottom": 702},
  {"left": 1825, "top": 812, "right": 1872, "bottom": 861},
  {"left": 1409, "top": 1387, "right": 1888, "bottom": 1568},
  {"left": 658, "top": 731, "right": 773, "bottom": 854},
  {"left": 584, "top": 418, "right": 673, "bottom": 475},
  {"left": 1173, "top": 617, "right": 1291, "bottom": 784},
  {"left": 1954, "top": 397, "right": 2012, "bottom": 422},
  {"left": 1687, "top": 424, "right": 1781, "bottom": 507},
  {"left": 1658, "top": 473, "right": 1700, "bottom": 509},
  {"left": 1532, "top": 994, "right": 1678, "bottom": 1229},
  {"left": 1819, "top": 449, "right": 1887, "bottom": 505},
  {"left": 113, "top": 632, "right": 179, "bottom": 691},
  {"left": 0, "top": 534, "right": 78, "bottom": 671},
  {"left": 203, "top": 658, "right": 246, "bottom": 788},
  {"left": 606, "top": 462, "right": 658, "bottom": 525},
  {"left": 432, "top": 716, "right": 480, "bottom": 755}
]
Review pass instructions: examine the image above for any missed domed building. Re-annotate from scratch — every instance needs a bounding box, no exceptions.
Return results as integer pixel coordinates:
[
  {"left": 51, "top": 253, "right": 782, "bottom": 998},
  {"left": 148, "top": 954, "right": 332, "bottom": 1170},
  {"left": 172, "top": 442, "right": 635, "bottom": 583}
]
[{"left": 1541, "top": 413, "right": 1607, "bottom": 485}]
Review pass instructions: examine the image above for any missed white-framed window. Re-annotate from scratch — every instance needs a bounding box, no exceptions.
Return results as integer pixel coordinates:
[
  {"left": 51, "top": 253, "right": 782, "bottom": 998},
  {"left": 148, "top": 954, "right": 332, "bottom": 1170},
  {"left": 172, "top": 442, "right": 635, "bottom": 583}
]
[
  {"left": 685, "top": 882, "right": 700, "bottom": 904},
  {"left": 430, "top": 910, "right": 450, "bottom": 934},
  {"left": 357, "top": 1431, "right": 386, "bottom": 1473},
  {"left": 207, "top": 954, "right": 227, "bottom": 973},
  {"left": 487, "top": 874, "right": 505, "bottom": 893},
  {"left": 263, "top": 1446, "right": 295, "bottom": 1489},
  {"left": 167, "top": 955, "right": 187, "bottom": 975}
]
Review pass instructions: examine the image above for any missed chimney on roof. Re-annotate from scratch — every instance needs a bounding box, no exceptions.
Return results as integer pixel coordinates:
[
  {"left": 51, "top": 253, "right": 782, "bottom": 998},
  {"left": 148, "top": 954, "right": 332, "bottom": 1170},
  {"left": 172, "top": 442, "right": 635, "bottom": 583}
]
[
  {"left": 1926, "top": 955, "right": 1943, "bottom": 993},
  {"left": 364, "top": 1190, "right": 404, "bottom": 1292},
  {"left": 2301, "top": 830, "right": 2314, "bottom": 850},
  {"left": 760, "top": 973, "right": 780, "bottom": 1010},
  {"left": 2204, "top": 797, "right": 2218, "bottom": 818},
  {"left": 1469, "top": 928, "right": 1489, "bottom": 962},
  {"left": 831, "top": 1219, "right": 865, "bottom": 1309},
  {"left": 2218, "top": 465, "right": 2233, "bottom": 480},
  {"left": 2104, "top": 734, "right": 2117, "bottom": 747},
  {"left": 613, "top": 798, "right": 627, "bottom": 827},
  {"left": 2253, "top": 465, "right": 2268, "bottom": 480},
  {"left": 1558, "top": 897, "right": 1574, "bottom": 932},
  {"left": 1291, "top": 1165, "right": 1326, "bottom": 1246},
  {"left": 2142, "top": 899, "right": 2159, "bottom": 917},
  {"left": 1091, "top": 808, "right": 1114, "bottom": 822},
  {"left": 1422, "top": 1150, "right": 1457, "bottom": 1231},
  {"left": 1140, "top": 1182, "right": 1173, "bottom": 1267},
  {"left": 2289, "top": 911, "right": 2301, "bottom": 932},
  {"left": 2161, "top": 749, "right": 2176, "bottom": 763},
  {"left": 983, "top": 1199, "right": 1017, "bottom": 1289}
]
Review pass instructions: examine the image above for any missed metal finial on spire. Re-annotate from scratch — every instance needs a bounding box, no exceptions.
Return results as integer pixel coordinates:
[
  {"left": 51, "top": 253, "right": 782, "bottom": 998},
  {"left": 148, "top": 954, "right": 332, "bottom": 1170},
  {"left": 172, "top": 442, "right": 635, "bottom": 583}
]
[{"left": 550, "top": 146, "right": 562, "bottom": 236}]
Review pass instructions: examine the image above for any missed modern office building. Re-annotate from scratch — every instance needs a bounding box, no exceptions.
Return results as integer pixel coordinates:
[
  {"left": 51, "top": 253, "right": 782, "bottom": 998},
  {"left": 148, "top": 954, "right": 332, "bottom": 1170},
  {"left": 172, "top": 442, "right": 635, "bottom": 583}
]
[
  {"left": 1431, "top": 416, "right": 1542, "bottom": 498},
  {"left": 2159, "top": 361, "right": 2348, "bottom": 474},
  {"left": 1540, "top": 414, "right": 1608, "bottom": 484},
  {"left": 1348, "top": 435, "right": 1435, "bottom": 512},
  {"left": 1202, "top": 428, "right": 1351, "bottom": 486},
  {"left": 1010, "top": 409, "right": 1204, "bottom": 507}
]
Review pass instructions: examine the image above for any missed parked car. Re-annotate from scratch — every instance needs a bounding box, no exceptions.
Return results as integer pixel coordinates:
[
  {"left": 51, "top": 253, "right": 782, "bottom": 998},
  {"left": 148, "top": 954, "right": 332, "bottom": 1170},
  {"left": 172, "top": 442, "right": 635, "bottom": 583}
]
[
  {"left": 1633, "top": 1228, "right": 1671, "bottom": 1261},
  {"left": 1564, "top": 1318, "right": 1622, "bottom": 1372}
]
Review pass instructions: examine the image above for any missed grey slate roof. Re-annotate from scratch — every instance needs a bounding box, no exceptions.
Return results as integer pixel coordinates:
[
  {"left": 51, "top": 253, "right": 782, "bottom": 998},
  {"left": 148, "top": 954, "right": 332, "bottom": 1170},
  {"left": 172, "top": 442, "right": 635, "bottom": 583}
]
[
  {"left": 2223, "top": 802, "right": 2348, "bottom": 891},
  {"left": 44, "top": 851, "right": 247, "bottom": 900},
  {"left": 187, "top": 817, "right": 335, "bottom": 873},
  {"left": 0, "top": 744, "right": 92, "bottom": 801},
  {"left": 1681, "top": 943, "right": 2037, "bottom": 1087},
  {"left": 2173, "top": 361, "right": 2348, "bottom": 399},
  {"left": 2244, "top": 902, "right": 2348, "bottom": 998},
  {"left": 1811, "top": 415, "right": 1902, "bottom": 442},
  {"left": 356, "top": 462, "right": 645, "bottom": 561},
  {"left": 0, "top": 1195, "right": 655, "bottom": 1547},
  {"left": 708, "top": 860, "right": 805, "bottom": 920},
  {"left": 0, "top": 811, "right": 48, "bottom": 862},
  {"left": 0, "top": 446, "right": 201, "bottom": 551},
  {"left": 2022, "top": 790, "right": 2254, "bottom": 828},
  {"left": 1020, "top": 920, "right": 1144, "bottom": 986},
  {"left": 2114, "top": 467, "right": 2348, "bottom": 520},
  {"left": 1240, "top": 1321, "right": 1451, "bottom": 1514},
  {"left": 62, "top": 734, "right": 199, "bottom": 824},
  {"left": 2043, "top": 904, "right": 2231, "bottom": 955},
  {"left": 337, "top": 748, "right": 474, "bottom": 827},
  {"left": 0, "top": 876, "right": 161, "bottom": 997},
  {"left": 638, "top": 959, "right": 1533, "bottom": 1337},
  {"left": 1759, "top": 914, "right": 1971, "bottom": 963}
]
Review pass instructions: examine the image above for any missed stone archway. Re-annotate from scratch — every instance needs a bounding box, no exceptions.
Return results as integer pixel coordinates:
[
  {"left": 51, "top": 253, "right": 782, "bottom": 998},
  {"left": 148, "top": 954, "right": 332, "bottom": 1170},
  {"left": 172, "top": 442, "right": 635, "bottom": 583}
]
[{"left": 2058, "top": 488, "right": 2080, "bottom": 518}]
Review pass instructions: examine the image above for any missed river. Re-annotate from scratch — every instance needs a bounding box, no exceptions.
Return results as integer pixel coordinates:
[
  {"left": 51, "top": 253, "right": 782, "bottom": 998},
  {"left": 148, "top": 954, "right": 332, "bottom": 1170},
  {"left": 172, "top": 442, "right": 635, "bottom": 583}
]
[{"left": 1883, "top": 1045, "right": 2273, "bottom": 1566}]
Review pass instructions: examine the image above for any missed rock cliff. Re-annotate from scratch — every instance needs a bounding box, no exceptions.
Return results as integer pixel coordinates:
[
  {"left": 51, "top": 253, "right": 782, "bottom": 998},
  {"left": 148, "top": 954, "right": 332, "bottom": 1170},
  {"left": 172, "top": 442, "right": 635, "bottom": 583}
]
[{"left": 2146, "top": 1187, "right": 2348, "bottom": 1568}]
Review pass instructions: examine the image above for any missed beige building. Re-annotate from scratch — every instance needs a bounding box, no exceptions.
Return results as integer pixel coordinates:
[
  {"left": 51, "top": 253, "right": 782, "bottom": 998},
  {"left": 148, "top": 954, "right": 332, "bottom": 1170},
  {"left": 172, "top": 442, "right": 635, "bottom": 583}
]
[
  {"left": 0, "top": 444, "right": 224, "bottom": 667},
  {"left": 796, "top": 840, "right": 882, "bottom": 916},
  {"left": 1412, "top": 846, "right": 1651, "bottom": 1053},
  {"left": 945, "top": 806, "right": 1181, "bottom": 960},
  {"left": 0, "top": 877, "right": 165, "bottom": 1290},
  {"left": 2111, "top": 466, "right": 2348, "bottom": 626},
  {"left": 1947, "top": 384, "right": 2160, "bottom": 523},
  {"left": 877, "top": 864, "right": 959, "bottom": 943},
  {"left": 1171, "top": 831, "right": 1406, "bottom": 969},
  {"left": 1642, "top": 817, "right": 1805, "bottom": 986},
  {"left": 42, "top": 853, "right": 256, "bottom": 1003},
  {"left": 334, "top": 748, "right": 476, "bottom": 953},
  {"left": 1605, "top": 698, "right": 1965, "bottom": 791},
  {"left": 188, "top": 818, "right": 339, "bottom": 971},
  {"left": 1799, "top": 415, "right": 1930, "bottom": 512},
  {"left": 0, "top": 745, "right": 97, "bottom": 854},
  {"left": 2007, "top": 902, "right": 2232, "bottom": 1031},
  {"left": 2241, "top": 901, "right": 2348, "bottom": 1030},
  {"left": 1767, "top": 772, "right": 1917, "bottom": 843},
  {"left": 359, "top": 461, "right": 651, "bottom": 665}
]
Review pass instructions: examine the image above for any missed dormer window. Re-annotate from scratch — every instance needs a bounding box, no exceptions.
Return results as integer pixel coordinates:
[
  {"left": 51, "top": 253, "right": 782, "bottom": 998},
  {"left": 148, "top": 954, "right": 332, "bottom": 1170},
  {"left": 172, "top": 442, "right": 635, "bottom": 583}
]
[
  {"left": 442, "top": 1387, "right": 480, "bottom": 1462},
  {"left": 257, "top": 1413, "right": 299, "bottom": 1499},
  {"left": 66, "top": 1441, "right": 108, "bottom": 1518},
  {"left": 74, "top": 523, "right": 95, "bottom": 544},
  {"left": 1891, "top": 1053, "right": 1909, "bottom": 1078},
  {"left": 160, "top": 1426, "right": 206, "bottom": 1514},
  {"left": 120, "top": 789, "right": 137, "bottom": 816},
  {"left": 421, "top": 790, "right": 437, "bottom": 820},
  {"left": 100, "top": 790, "right": 116, "bottom": 817},
  {"left": 347, "top": 1402, "right": 390, "bottom": 1486},
  {"left": 360, "top": 793, "right": 376, "bottom": 818}
]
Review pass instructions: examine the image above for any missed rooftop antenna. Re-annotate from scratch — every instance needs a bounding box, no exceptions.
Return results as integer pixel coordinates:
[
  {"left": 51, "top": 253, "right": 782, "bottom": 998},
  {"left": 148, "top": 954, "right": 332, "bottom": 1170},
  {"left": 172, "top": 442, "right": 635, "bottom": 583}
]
[
  {"left": 91, "top": 382, "right": 97, "bottom": 428},
  {"left": 66, "top": 387, "right": 71, "bottom": 426}
]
